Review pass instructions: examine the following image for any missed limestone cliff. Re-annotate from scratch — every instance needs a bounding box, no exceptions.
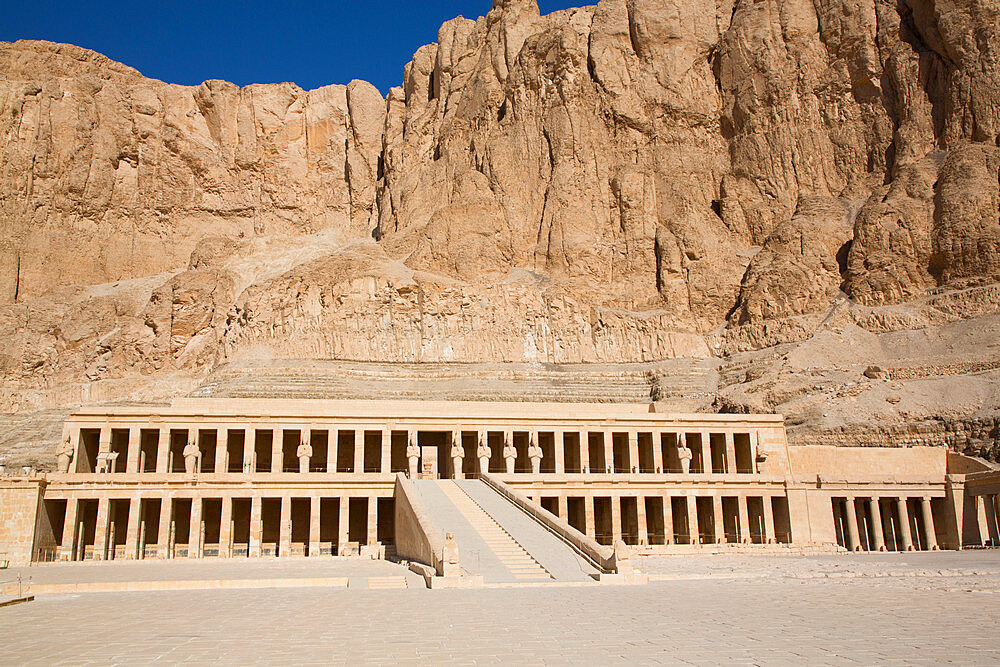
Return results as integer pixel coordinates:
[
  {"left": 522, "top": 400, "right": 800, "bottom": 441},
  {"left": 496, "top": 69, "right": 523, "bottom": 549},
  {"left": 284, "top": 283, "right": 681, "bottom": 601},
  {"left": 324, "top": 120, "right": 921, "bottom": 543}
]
[{"left": 1, "top": 0, "right": 999, "bottom": 467}]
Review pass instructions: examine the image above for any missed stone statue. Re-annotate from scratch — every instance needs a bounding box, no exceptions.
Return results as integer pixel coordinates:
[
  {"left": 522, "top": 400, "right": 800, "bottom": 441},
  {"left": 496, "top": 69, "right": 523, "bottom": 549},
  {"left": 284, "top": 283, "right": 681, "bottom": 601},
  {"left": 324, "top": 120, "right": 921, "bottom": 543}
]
[
  {"left": 183, "top": 439, "right": 199, "bottom": 474},
  {"left": 406, "top": 435, "right": 420, "bottom": 478},
  {"left": 442, "top": 532, "right": 460, "bottom": 577},
  {"left": 297, "top": 437, "right": 313, "bottom": 474},
  {"left": 755, "top": 448, "right": 771, "bottom": 475},
  {"left": 528, "top": 438, "right": 543, "bottom": 474},
  {"left": 56, "top": 435, "right": 75, "bottom": 473},
  {"left": 450, "top": 434, "right": 465, "bottom": 480},
  {"left": 476, "top": 434, "right": 490, "bottom": 476},
  {"left": 677, "top": 445, "right": 693, "bottom": 474},
  {"left": 502, "top": 438, "right": 516, "bottom": 474}
]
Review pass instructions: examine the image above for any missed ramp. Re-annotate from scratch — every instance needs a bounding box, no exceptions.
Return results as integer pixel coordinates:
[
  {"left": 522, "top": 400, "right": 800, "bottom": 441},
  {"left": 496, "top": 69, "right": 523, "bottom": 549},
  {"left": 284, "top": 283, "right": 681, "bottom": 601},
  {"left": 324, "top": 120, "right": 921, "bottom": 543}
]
[{"left": 411, "top": 479, "right": 599, "bottom": 583}]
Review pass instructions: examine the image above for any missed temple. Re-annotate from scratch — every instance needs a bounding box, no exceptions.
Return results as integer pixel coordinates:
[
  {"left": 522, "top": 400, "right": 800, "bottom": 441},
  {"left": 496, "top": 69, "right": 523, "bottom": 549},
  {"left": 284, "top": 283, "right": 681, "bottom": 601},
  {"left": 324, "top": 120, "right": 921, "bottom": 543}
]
[{"left": 1, "top": 398, "right": 999, "bottom": 577}]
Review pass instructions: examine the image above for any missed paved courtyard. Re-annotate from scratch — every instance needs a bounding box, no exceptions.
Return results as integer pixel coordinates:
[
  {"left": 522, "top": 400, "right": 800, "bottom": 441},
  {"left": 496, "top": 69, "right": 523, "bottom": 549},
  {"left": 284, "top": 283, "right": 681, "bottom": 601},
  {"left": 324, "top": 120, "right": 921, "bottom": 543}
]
[{"left": 2, "top": 552, "right": 999, "bottom": 664}]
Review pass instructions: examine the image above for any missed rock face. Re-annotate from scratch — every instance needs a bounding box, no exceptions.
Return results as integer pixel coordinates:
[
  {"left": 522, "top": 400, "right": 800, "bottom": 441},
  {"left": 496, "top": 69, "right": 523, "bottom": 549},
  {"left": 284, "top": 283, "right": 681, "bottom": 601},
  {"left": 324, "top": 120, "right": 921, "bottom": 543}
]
[{"left": 1, "top": 0, "right": 1000, "bottom": 467}]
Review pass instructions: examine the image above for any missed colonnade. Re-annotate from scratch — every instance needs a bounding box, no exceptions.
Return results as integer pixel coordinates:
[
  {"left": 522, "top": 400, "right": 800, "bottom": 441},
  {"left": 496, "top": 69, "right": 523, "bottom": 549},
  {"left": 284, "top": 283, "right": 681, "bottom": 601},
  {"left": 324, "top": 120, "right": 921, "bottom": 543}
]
[
  {"left": 832, "top": 495, "right": 941, "bottom": 552},
  {"left": 970, "top": 493, "right": 1000, "bottom": 547},
  {"left": 63, "top": 424, "right": 765, "bottom": 478},
  {"left": 51, "top": 492, "right": 392, "bottom": 562}
]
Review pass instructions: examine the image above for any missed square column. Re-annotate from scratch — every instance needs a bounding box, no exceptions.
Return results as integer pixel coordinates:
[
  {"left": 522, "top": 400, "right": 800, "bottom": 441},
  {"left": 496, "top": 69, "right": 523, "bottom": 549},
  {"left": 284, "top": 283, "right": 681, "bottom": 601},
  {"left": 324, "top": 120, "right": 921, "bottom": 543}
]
[
  {"left": 554, "top": 431, "right": 565, "bottom": 474},
  {"left": 98, "top": 427, "right": 112, "bottom": 464},
  {"left": 712, "top": 495, "right": 725, "bottom": 543},
  {"left": 737, "top": 495, "right": 751, "bottom": 544},
  {"left": 243, "top": 426, "right": 256, "bottom": 473},
  {"left": 338, "top": 497, "right": 350, "bottom": 553},
  {"left": 869, "top": 497, "right": 886, "bottom": 551},
  {"left": 367, "top": 496, "right": 378, "bottom": 545},
  {"left": 380, "top": 430, "right": 391, "bottom": 473},
  {"left": 989, "top": 496, "right": 1000, "bottom": 544},
  {"left": 156, "top": 428, "right": 170, "bottom": 473},
  {"left": 279, "top": 496, "right": 292, "bottom": 556},
  {"left": 327, "top": 429, "right": 338, "bottom": 473},
  {"left": 249, "top": 496, "right": 262, "bottom": 558},
  {"left": 309, "top": 496, "right": 321, "bottom": 556},
  {"left": 584, "top": 495, "right": 596, "bottom": 541},
  {"left": 557, "top": 494, "right": 569, "bottom": 523},
  {"left": 686, "top": 494, "right": 700, "bottom": 544},
  {"left": 652, "top": 433, "right": 664, "bottom": 473},
  {"left": 662, "top": 496, "right": 674, "bottom": 544},
  {"left": 60, "top": 499, "right": 79, "bottom": 561},
  {"left": 896, "top": 497, "right": 914, "bottom": 551},
  {"left": 157, "top": 497, "right": 172, "bottom": 558},
  {"left": 921, "top": 497, "right": 938, "bottom": 550},
  {"left": 189, "top": 498, "right": 203, "bottom": 558},
  {"left": 699, "top": 431, "right": 711, "bottom": 474},
  {"left": 93, "top": 496, "right": 110, "bottom": 560},
  {"left": 124, "top": 497, "right": 141, "bottom": 559},
  {"left": 627, "top": 432, "right": 639, "bottom": 474},
  {"left": 126, "top": 427, "right": 141, "bottom": 474},
  {"left": 611, "top": 496, "right": 623, "bottom": 543},
  {"left": 578, "top": 432, "right": 588, "bottom": 473},
  {"left": 219, "top": 496, "right": 233, "bottom": 558},
  {"left": 844, "top": 498, "right": 861, "bottom": 551},
  {"left": 271, "top": 428, "right": 283, "bottom": 474},
  {"left": 603, "top": 430, "right": 614, "bottom": 474},
  {"left": 749, "top": 432, "right": 760, "bottom": 474},
  {"left": 724, "top": 432, "right": 737, "bottom": 474},
  {"left": 215, "top": 427, "right": 228, "bottom": 474},
  {"left": 762, "top": 495, "right": 776, "bottom": 544},
  {"left": 636, "top": 495, "right": 648, "bottom": 545},
  {"left": 354, "top": 429, "right": 365, "bottom": 474}
]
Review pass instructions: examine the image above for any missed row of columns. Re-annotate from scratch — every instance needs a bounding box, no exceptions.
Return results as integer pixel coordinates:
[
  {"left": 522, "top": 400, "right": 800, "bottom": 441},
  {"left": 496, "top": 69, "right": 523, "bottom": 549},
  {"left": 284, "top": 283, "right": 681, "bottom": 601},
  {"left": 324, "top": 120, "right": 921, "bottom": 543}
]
[
  {"left": 972, "top": 493, "right": 1000, "bottom": 546},
  {"left": 535, "top": 492, "right": 782, "bottom": 546},
  {"left": 58, "top": 494, "right": 386, "bottom": 562},
  {"left": 67, "top": 425, "right": 762, "bottom": 476},
  {"left": 837, "top": 496, "right": 938, "bottom": 552}
]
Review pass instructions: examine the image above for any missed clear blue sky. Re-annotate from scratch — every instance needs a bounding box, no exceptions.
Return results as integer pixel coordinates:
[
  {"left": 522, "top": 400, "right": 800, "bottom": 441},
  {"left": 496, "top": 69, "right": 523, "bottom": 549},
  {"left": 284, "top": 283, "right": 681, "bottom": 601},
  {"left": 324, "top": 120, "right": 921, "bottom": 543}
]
[{"left": 3, "top": 1, "right": 587, "bottom": 94}]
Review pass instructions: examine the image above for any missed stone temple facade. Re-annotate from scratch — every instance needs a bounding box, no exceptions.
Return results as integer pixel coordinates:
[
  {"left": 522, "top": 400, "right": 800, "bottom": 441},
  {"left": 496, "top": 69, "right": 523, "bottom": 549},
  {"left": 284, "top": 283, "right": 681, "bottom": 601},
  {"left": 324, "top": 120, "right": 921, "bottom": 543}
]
[{"left": 1, "top": 397, "right": 998, "bottom": 573}]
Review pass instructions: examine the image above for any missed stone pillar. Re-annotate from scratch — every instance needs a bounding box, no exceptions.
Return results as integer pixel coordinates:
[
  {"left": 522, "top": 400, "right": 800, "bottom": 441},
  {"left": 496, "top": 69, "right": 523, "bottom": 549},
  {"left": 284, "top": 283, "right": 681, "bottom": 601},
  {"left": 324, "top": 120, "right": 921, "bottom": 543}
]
[
  {"left": 60, "top": 498, "right": 79, "bottom": 561},
  {"left": 309, "top": 496, "right": 321, "bottom": 556},
  {"left": 157, "top": 497, "right": 172, "bottom": 558},
  {"left": 243, "top": 426, "right": 256, "bottom": 473},
  {"left": 896, "top": 497, "right": 914, "bottom": 551},
  {"left": 503, "top": 430, "right": 515, "bottom": 474},
  {"left": 271, "top": 428, "right": 283, "bottom": 474},
  {"left": 528, "top": 431, "right": 542, "bottom": 475},
  {"left": 219, "top": 496, "right": 233, "bottom": 558},
  {"left": 338, "top": 497, "right": 350, "bottom": 553},
  {"left": 367, "top": 496, "right": 378, "bottom": 545},
  {"left": 987, "top": 495, "right": 1000, "bottom": 544},
  {"left": 279, "top": 496, "right": 292, "bottom": 556},
  {"left": 126, "top": 426, "right": 141, "bottom": 474},
  {"left": 712, "top": 495, "right": 725, "bottom": 543},
  {"left": 557, "top": 494, "right": 569, "bottom": 523},
  {"left": 249, "top": 496, "right": 262, "bottom": 558},
  {"left": 686, "top": 494, "right": 700, "bottom": 544},
  {"left": 869, "top": 497, "right": 886, "bottom": 551},
  {"left": 678, "top": 433, "right": 692, "bottom": 475},
  {"left": 627, "top": 432, "right": 639, "bottom": 474},
  {"left": 762, "top": 495, "right": 776, "bottom": 544},
  {"left": 93, "top": 496, "right": 110, "bottom": 560},
  {"left": 584, "top": 495, "right": 596, "bottom": 541},
  {"left": 380, "top": 429, "right": 391, "bottom": 473},
  {"left": 211, "top": 427, "right": 226, "bottom": 473},
  {"left": 189, "top": 498, "right": 202, "bottom": 558},
  {"left": 976, "top": 495, "right": 993, "bottom": 546},
  {"left": 452, "top": 430, "right": 464, "bottom": 480},
  {"left": 699, "top": 431, "right": 711, "bottom": 474},
  {"left": 354, "top": 429, "right": 365, "bottom": 474},
  {"left": 749, "top": 431, "right": 760, "bottom": 474},
  {"left": 652, "top": 433, "right": 664, "bottom": 473},
  {"left": 725, "top": 432, "right": 737, "bottom": 474},
  {"left": 921, "top": 497, "right": 938, "bottom": 550},
  {"left": 844, "top": 498, "right": 861, "bottom": 551},
  {"left": 406, "top": 430, "right": 419, "bottom": 478},
  {"left": 124, "top": 497, "right": 141, "bottom": 559},
  {"left": 554, "top": 431, "right": 565, "bottom": 474},
  {"left": 636, "top": 495, "right": 648, "bottom": 545},
  {"left": 579, "top": 432, "right": 589, "bottom": 473},
  {"left": 603, "top": 430, "right": 614, "bottom": 474},
  {"left": 663, "top": 496, "right": 674, "bottom": 544},
  {"left": 98, "top": 427, "right": 112, "bottom": 471},
  {"left": 738, "top": 495, "right": 751, "bottom": 544},
  {"left": 477, "top": 429, "right": 489, "bottom": 476}
]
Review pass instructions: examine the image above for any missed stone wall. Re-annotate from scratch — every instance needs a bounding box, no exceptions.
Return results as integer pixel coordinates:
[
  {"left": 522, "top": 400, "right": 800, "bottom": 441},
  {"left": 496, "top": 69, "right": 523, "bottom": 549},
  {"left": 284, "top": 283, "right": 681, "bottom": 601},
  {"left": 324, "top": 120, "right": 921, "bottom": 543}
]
[{"left": 0, "top": 480, "right": 42, "bottom": 567}]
